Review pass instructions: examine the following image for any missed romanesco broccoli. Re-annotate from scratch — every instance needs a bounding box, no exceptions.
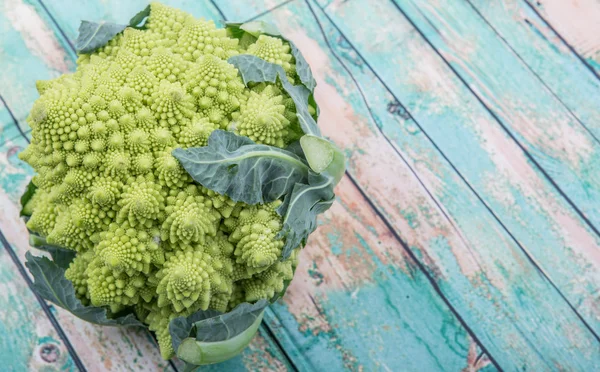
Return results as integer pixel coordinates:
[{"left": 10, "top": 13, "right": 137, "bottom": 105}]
[{"left": 20, "top": 2, "right": 305, "bottom": 360}]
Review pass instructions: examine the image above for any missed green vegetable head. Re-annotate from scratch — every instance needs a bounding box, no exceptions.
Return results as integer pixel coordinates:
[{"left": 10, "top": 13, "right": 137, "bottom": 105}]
[{"left": 20, "top": 2, "right": 343, "bottom": 366}]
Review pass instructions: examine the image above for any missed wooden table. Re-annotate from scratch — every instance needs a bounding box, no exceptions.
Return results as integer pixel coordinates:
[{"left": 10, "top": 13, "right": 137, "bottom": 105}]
[{"left": 1, "top": 0, "right": 599, "bottom": 370}]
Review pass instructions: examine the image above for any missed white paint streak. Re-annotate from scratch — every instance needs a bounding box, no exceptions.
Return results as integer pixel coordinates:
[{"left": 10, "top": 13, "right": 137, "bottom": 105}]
[
  {"left": 536, "top": 0, "right": 600, "bottom": 61},
  {"left": 4, "top": 0, "right": 70, "bottom": 74}
]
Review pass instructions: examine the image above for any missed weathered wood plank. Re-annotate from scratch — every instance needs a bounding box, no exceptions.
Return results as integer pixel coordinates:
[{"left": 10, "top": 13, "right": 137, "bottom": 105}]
[
  {"left": 469, "top": 0, "right": 600, "bottom": 140},
  {"left": 525, "top": 0, "right": 600, "bottom": 77},
  {"left": 389, "top": 0, "right": 600, "bottom": 231},
  {"left": 243, "top": 0, "right": 600, "bottom": 369},
  {"left": 38, "top": 0, "right": 222, "bottom": 41},
  {"left": 212, "top": 0, "right": 290, "bottom": 21},
  {"left": 0, "top": 1, "right": 295, "bottom": 370},
  {"left": 0, "top": 0, "right": 76, "bottom": 127},
  {"left": 264, "top": 177, "right": 496, "bottom": 372},
  {"left": 40, "top": 1, "right": 484, "bottom": 370},
  {"left": 375, "top": 0, "right": 600, "bottom": 334},
  {"left": 0, "top": 244, "right": 75, "bottom": 371}
]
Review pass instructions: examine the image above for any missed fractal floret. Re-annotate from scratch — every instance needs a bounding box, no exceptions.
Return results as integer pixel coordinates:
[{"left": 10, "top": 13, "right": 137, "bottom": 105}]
[{"left": 21, "top": 2, "right": 344, "bottom": 366}]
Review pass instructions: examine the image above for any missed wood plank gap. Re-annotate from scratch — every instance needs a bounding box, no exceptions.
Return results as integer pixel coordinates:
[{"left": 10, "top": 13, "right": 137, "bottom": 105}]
[
  {"left": 341, "top": 168, "right": 503, "bottom": 371},
  {"left": 0, "top": 94, "right": 30, "bottom": 144},
  {"left": 245, "top": 0, "right": 298, "bottom": 23},
  {"left": 0, "top": 229, "right": 86, "bottom": 372},
  {"left": 208, "top": 0, "right": 227, "bottom": 21},
  {"left": 309, "top": 0, "right": 600, "bottom": 348},
  {"left": 388, "top": 0, "right": 600, "bottom": 239},
  {"left": 464, "top": 0, "right": 600, "bottom": 147},
  {"left": 301, "top": 3, "right": 502, "bottom": 366},
  {"left": 259, "top": 321, "right": 300, "bottom": 372},
  {"left": 36, "top": 0, "right": 76, "bottom": 54},
  {"left": 523, "top": 0, "right": 600, "bottom": 81}
]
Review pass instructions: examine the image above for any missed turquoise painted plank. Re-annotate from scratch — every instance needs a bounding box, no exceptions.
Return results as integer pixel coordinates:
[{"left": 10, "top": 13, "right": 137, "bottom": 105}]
[
  {"left": 0, "top": 244, "right": 76, "bottom": 372},
  {"left": 388, "top": 0, "right": 600, "bottom": 231},
  {"left": 467, "top": 0, "right": 600, "bottom": 140},
  {"left": 364, "top": 0, "right": 600, "bottom": 335},
  {"left": 247, "top": 0, "right": 600, "bottom": 369},
  {"left": 0, "top": 0, "right": 75, "bottom": 130},
  {"left": 38, "top": 0, "right": 223, "bottom": 42},
  {"left": 35, "top": 2, "right": 484, "bottom": 371},
  {"left": 525, "top": 0, "right": 600, "bottom": 77},
  {"left": 263, "top": 178, "right": 482, "bottom": 371}
]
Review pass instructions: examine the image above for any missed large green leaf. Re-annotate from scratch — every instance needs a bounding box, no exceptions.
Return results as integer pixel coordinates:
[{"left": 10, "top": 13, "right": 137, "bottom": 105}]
[
  {"left": 170, "top": 300, "right": 267, "bottom": 366},
  {"left": 278, "top": 172, "right": 336, "bottom": 258},
  {"left": 28, "top": 234, "right": 76, "bottom": 269},
  {"left": 75, "top": 21, "right": 127, "bottom": 54},
  {"left": 75, "top": 4, "right": 150, "bottom": 53},
  {"left": 24, "top": 252, "right": 144, "bottom": 327},
  {"left": 173, "top": 130, "right": 310, "bottom": 205},
  {"left": 228, "top": 54, "right": 321, "bottom": 137},
  {"left": 128, "top": 5, "right": 151, "bottom": 30}
]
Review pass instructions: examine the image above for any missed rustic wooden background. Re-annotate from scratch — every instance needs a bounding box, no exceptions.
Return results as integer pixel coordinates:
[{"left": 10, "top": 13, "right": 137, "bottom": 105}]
[{"left": 1, "top": 0, "right": 599, "bottom": 371}]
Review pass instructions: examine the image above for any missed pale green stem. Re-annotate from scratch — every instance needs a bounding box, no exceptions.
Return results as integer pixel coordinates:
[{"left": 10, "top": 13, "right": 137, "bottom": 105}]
[{"left": 176, "top": 311, "right": 264, "bottom": 365}]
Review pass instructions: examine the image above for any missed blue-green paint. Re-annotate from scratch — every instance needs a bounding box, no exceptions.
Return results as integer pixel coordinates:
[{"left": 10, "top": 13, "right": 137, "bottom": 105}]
[
  {"left": 213, "top": 0, "right": 289, "bottom": 22},
  {"left": 0, "top": 135, "right": 34, "bottom": 202},
  {"left": 383, "top": 0, "right": 600, "bottom": 335},
  {"left": 296, "top": 0, "right": 599, "bottom": 368},
  {"left": 0, "top": 0, "right": 75, "bottom": 129},
  {"left": 467, "top": 0, "right": 600, "bottom": 137},
  {"left": 265, "top": 234, "right": 476, "bottom": 372},
  {"left": 392, "top": 0, "right": 600, "bottom": 229},
  {"left": 3, "top": 0, "right": 599, "bottom": 370}
]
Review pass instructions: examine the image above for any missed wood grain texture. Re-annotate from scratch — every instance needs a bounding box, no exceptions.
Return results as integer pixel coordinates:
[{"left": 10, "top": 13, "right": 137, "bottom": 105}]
[
  {"left": 2, "top": 0, "right": 599, "bottom": 370},
  {"left": 0, "top": 0, "right": 75, "bottom": 128},
  {"left": 389, "top": 0, "right": 600, "bottom": 232},
  {"left": 0, "top": 245, "right": 75, "bottom": 372},
  {"left": 525, "top": 0, "right": 600, "bottom": 77},
  {"left": 469, "top": 0, "right": 600, "bottom": 140},
  {"left": 260, "top": 0, "right": 598, "bottom": 369},
  {"left": 382, "top": 0, "right": 600, "bottom": 335}
]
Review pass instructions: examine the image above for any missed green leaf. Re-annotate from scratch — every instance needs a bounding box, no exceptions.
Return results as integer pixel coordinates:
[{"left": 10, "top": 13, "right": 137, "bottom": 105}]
[
  {"left": 224, "top": 22, "right": 247, "bottom": 39},
  {"left": 278, "top": 172, "right": 336, "bottom": 258},
  {"left": 75, "top": 4, "right": 149, "bottom": 53},
  {"left": 75, "top": 20, "right": 127, "bottom": 54},
  {"left": 20, "top": 180, "right": 37, "bottom": 217},
  {"left": 270, "top": 278, "right": 294, "bottom": 303},
  {"left": 228, "top": 54, "right": 321, "bottom": 137},
  {"left": 170, "top": 301, "right": 267, "bottom": 365},
  {"left": 225, "top": 21, "right": 316, "bottom": 92},
  {"left": 29, "top": 234, "right": 76, "bottom": 269},
  {"left": 128, "top": 5, "right": 151, "bottom": 29},
  {"left": 240, "top": 21, "right": 282, "bottom": 38},
  {"left": 24, "top": 252, "right": 144, "bottom": 327},
  {"left": 290, "top": 43, "right": 317, "bottom": 92},
  {"left": 173, "top": 130, "right": 310, "bottom": 205}
]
